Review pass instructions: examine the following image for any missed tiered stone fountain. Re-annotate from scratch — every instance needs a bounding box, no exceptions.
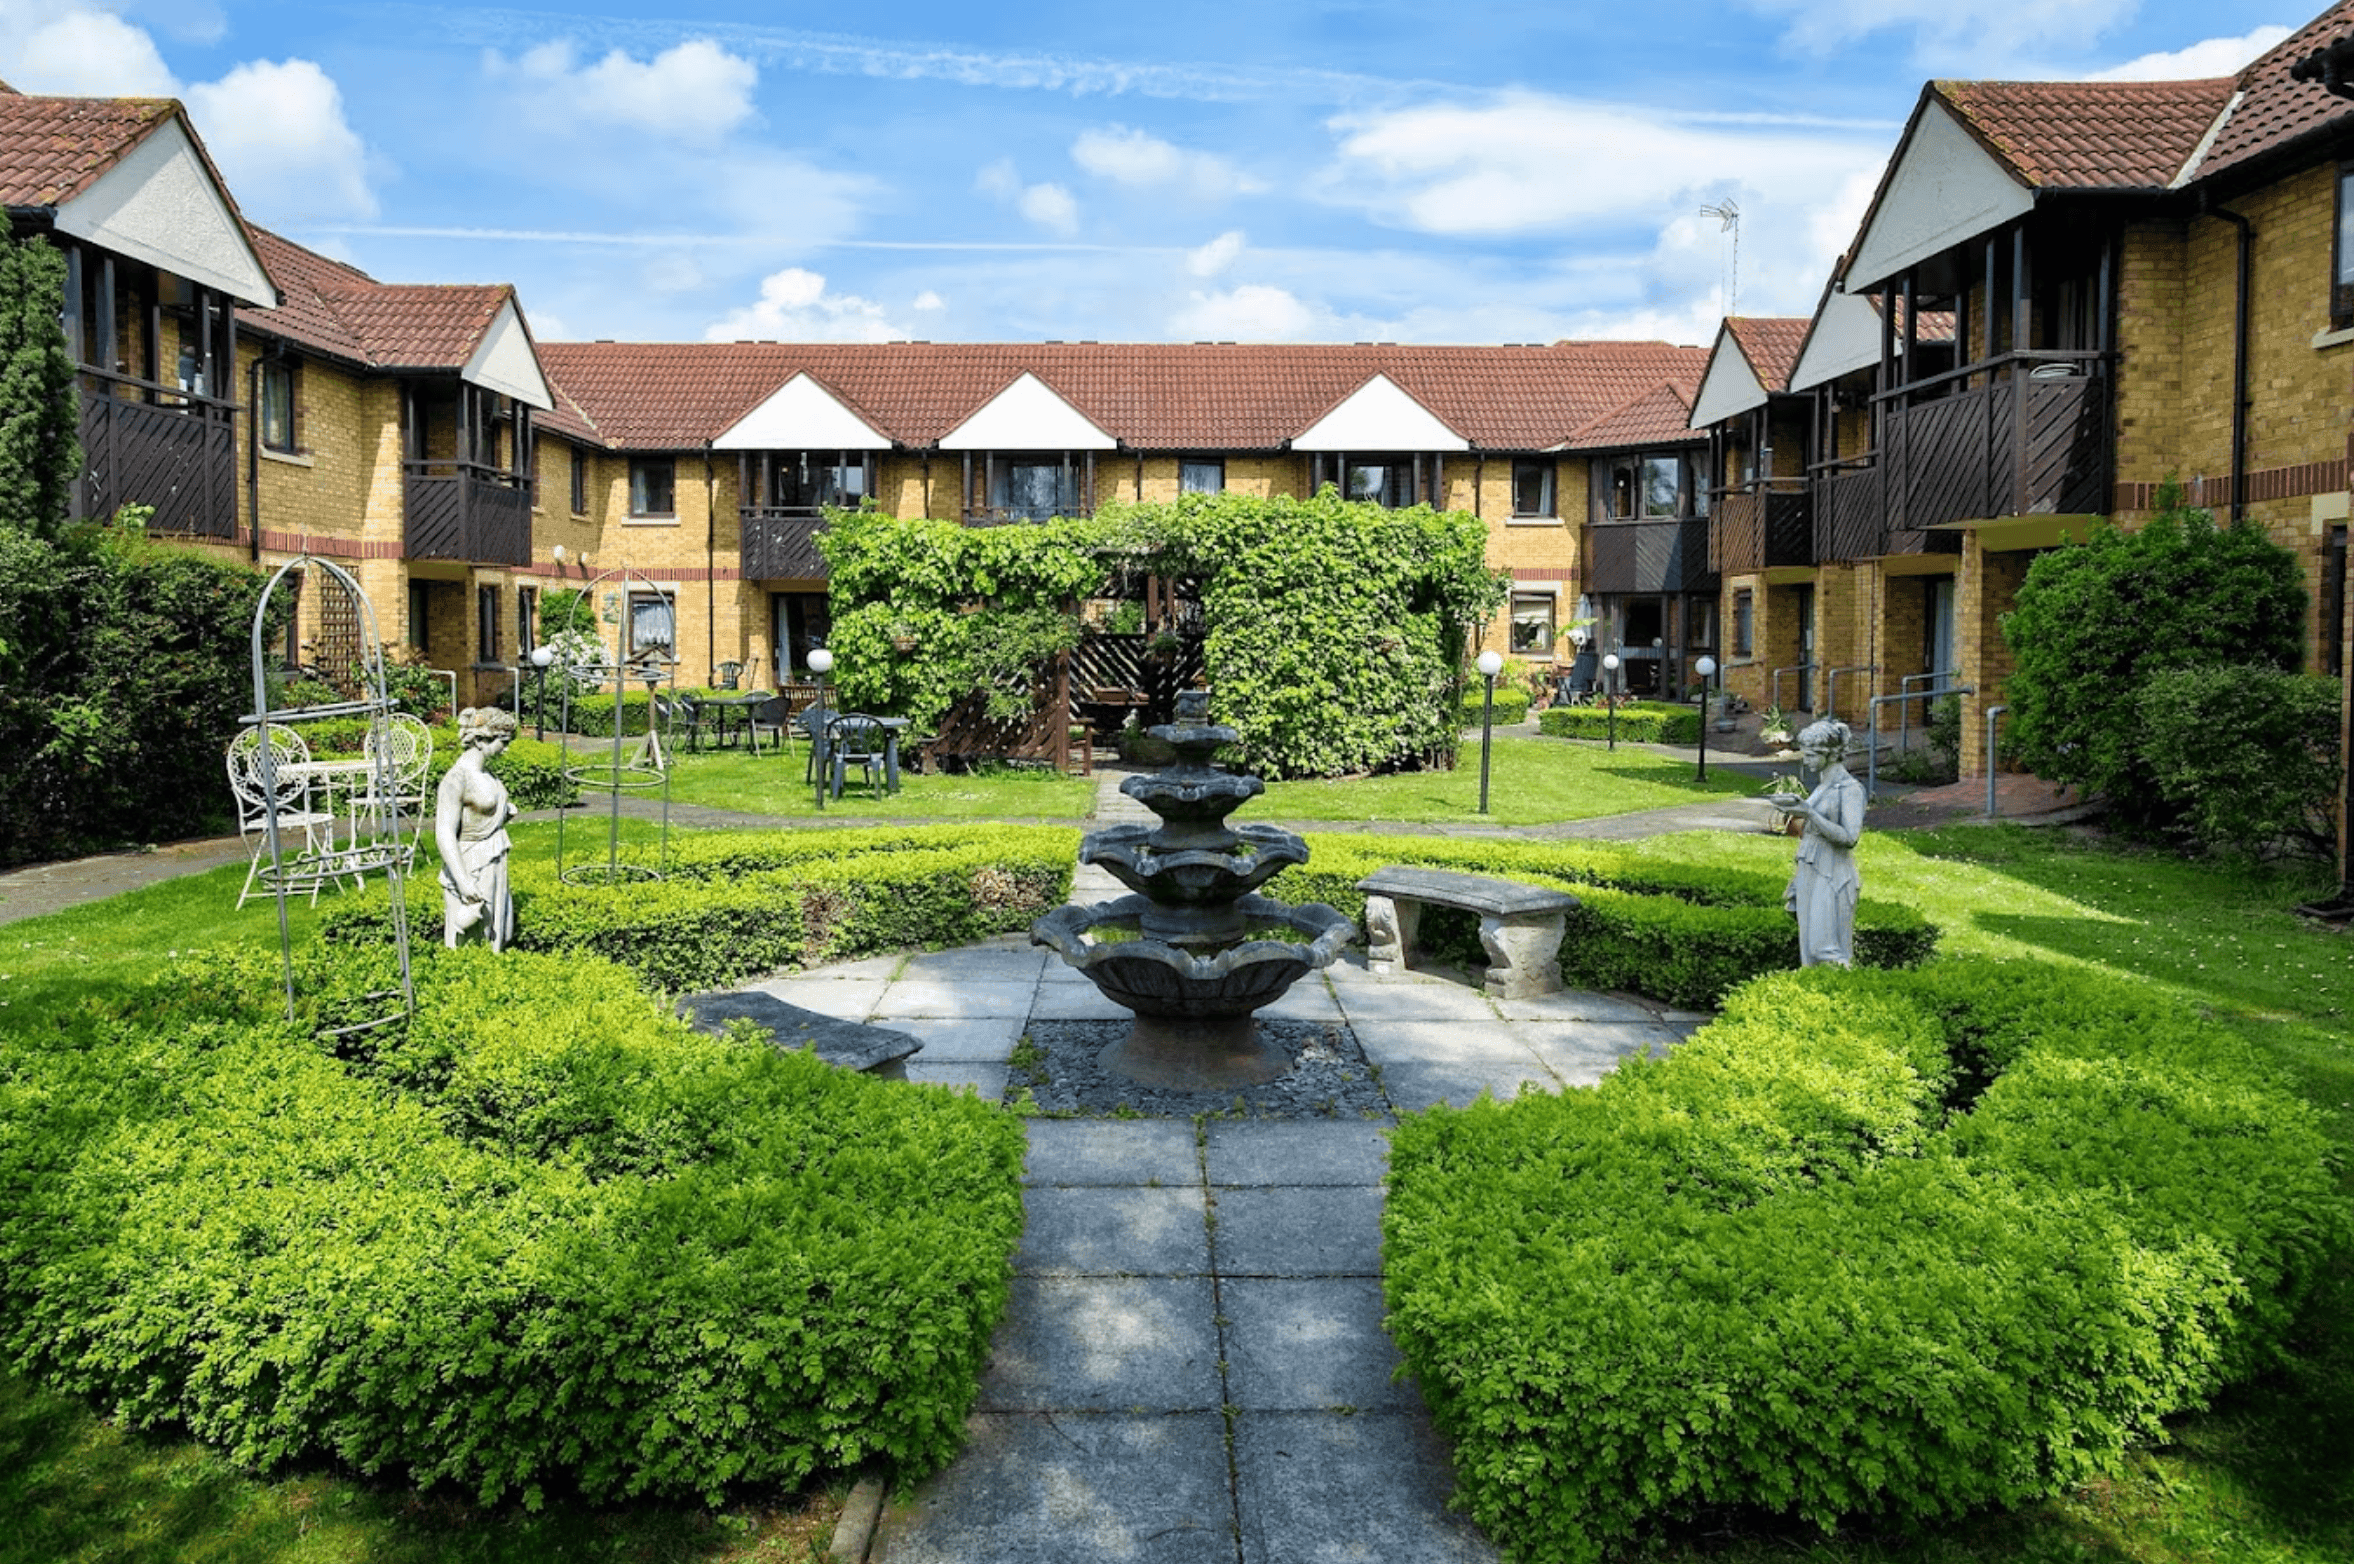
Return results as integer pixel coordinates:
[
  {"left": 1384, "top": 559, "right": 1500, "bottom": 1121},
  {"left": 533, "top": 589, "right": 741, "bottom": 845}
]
[{"left": 1033, "top": 691, "right": 1355, "bottom": 1087}]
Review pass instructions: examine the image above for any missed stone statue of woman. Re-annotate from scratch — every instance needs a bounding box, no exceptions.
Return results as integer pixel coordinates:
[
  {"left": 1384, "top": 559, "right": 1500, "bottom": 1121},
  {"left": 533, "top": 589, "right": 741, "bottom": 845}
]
[
  {"left": 436, "top": 706, "right": 519, "bottom": 950},
  {"left": 1769, "top": 717, "right": 1866, "bottom": 967}
]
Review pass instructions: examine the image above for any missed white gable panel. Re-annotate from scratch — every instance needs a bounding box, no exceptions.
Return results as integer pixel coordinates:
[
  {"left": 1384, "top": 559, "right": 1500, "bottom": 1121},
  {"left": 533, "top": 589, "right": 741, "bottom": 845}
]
[
  {"left": 1294, "top": 373, "right": 1467, "bottom": 451},
  {"left": 1845, "top": 101, "right": 2032, "bottom": 295},
  {"left": 939, "top": 372, "right": 1115, "bottom": 450},
  {"left": 713, "top": 372, "right": 889, "bottom": 450},
  {"left": 54, "top": 118, "right": 276, "bottom": 306},
  {"left": 1688, "top": 335, "right": 1768, "bottom": 429},
  {"left": 462, "top": 300, "right": 552, "bottom": 410},
  {"left": 1788, "top": 288, "right": 1889, "bottom": 393}
]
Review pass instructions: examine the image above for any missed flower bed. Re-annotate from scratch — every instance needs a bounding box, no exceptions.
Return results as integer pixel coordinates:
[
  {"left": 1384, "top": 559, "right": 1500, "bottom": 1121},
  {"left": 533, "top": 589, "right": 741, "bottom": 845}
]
[
  {"left": 1384, "top": 958, "right": 2349, "bottom": 1564},
  {"left": 0, "top": 943, "right": 1028, "bottom": 1507},
  {"left": 1270, "top": 835, "right": 1935, "bottom": 1009}
]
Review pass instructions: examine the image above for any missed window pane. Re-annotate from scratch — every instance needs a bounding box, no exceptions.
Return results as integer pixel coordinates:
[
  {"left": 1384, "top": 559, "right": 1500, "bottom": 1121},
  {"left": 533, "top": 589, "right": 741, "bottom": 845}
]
[
  {"left": 519, "top": 588, "right": 537, "bottom": 653},
  {"left": 2339, "top": 171, "right": 2354, "bottom": 286},
  {"left": 261, "top": 363, "right": 294, "bottom": 450},
  {"left": 1642, "top": 456, "right": 1680, "bottom": 516},
  {"left": 1512, "top": 460, "right": 1553, "bottom": 516},
  {"left": 631, "top": 459, "right": 675, "bottom": 515},
  {"left": 570, "top": 449, "right": 586, "bottom": 512},
  {"left": 1180, "top": 460, "right": 1224, "bottom": 495},
  {"left": 827, "top": 462, "right": 866, "bottom": 504},
  {"left": 629, "top": 594, "right": 675, "bottom": 657},
  {"left": 999, "top": 461, "right": 1066, "bottom": 519},
  {"left": 1733, "top": 590, "right": 1754, "bottom": 657},
  {"left": 1510, "top": 594, "right": 1555, "bottom": 654}
]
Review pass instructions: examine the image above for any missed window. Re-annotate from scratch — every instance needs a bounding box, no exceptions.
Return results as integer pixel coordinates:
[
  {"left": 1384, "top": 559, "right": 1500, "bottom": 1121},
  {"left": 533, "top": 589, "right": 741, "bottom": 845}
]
[
  {"left": 990, "top": 457, "right": 1078, "bottom": 521},
  {"left": 518, "top": 586, "right": 538, "bottom": 655},
  {"left": 407, "top": 581, "right": 430, "bottom": 652},
  {"left": 476, "top": 585, "right": 499, "bottom": 665},
  {"left": 771, "top": 453, "right": 868, "bottom": 509},
  {"left": 259, "top": 359, "right": 297, "bottom": 452},
  {"left": 1179, "top": 459, "right": 1225, "bottom": 495},
  {"left": 1732, "top": 588, "right": 1754, "bottom": 658},
  {"left": 629, "top": 457, "right": 676, "bottom": 517},
  {"left": 1509, "top": 593, "right": 1556, "bottom": 655},
  {"left": 1604, "top": 453, "right": 1688, "bottom": 519},
  {"left": 1348, "top": 460, "right": 1417, "bottom": 508},
  {"left": 627, "top": 592, "right": 676, "bottom": 660},
  {"left": 2325, "top": 524, "right": 2347, "bottom": 677},
  {"left": 1511, "top": 460, "right": 1554, "bottom": 518},
  {"left": 569, "top": 447, "right": 588, "bottom": 514},
  {"left": 2336, "top": 165, "right": 2354, "bottom": 330}
]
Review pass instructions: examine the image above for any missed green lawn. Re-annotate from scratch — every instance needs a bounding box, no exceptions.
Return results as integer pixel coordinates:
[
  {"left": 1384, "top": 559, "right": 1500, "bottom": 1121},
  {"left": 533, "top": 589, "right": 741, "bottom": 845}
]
[
  {"left": 1, "top": 817, "right": 2348, "bottom": 1563},
  {"left": 1255, "top": 734, "right": 1762, "bottom": 824},
  {"left": 650, "top": 745, "right": 1093, "bottom": 820}
]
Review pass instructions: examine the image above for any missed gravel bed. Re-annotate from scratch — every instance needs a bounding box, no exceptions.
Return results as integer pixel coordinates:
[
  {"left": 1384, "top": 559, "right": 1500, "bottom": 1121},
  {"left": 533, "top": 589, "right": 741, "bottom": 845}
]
[{"left": 1009, "top": 1019, "right": 1394, "bottom": 1120}]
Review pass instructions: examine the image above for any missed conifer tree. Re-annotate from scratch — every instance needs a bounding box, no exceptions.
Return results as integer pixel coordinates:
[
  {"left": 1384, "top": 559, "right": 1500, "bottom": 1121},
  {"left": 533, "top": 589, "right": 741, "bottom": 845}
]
[{"left": 0, "top": 227, "right": 81, "bottom": 540}]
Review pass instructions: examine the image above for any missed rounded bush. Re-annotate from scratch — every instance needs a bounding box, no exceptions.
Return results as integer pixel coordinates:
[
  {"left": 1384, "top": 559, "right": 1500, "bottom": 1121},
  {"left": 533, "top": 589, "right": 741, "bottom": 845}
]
[{"left": 1382, "top": 959, "right": 2348, "bottom": 1564}]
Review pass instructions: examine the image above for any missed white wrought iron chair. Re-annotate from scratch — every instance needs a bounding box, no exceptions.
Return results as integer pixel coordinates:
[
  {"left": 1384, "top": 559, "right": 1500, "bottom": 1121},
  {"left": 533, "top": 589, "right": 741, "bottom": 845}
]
[
  {"left": 353, "top": 712, "right": 434, "bottom": 860},
  {"left": 227, "top": 724, "right": 337, "bottom": 909}
]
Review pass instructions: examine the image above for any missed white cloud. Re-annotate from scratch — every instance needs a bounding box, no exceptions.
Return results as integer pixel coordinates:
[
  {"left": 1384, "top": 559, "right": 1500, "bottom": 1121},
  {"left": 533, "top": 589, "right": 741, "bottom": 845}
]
[
  {"left": 1071, "top": 125, "right": 1265, "bottom": 198},
  {"left": 704, "top": 266, "right": 910, "bottom": 342},
  {"left": 1018, "top": 182, "right": 1080, "bottom": 235},
  {"left": 1743, "top": 0, "right": 2134, "bottom": 60},
  {"left": 1188, "top": 229, "right": 1246, "bottom": 277},
  {"left": 0, "top": 3, "right": 178, "bottom": 95},
  {"left": 493, "top": 37, "right": 759, "bottom": 142},
  {"left": 912, "top": 290, "right": 945, "bottom": 311},
  {"left": 1169, "top": 284, "right": 1321, "bottom": 341},
  {"left": 185, "top": 59, "right": 376, "bottom": 220},
  {"left": 2089, "top": 26, "right": 2292, "bottom": 81}
]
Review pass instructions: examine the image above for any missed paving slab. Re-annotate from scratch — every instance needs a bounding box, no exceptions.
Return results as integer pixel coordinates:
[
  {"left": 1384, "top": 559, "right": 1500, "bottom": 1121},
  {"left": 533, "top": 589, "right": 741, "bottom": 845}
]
[
  {"left": 903, "top": 1061, "right": 1009, "bottom": 1099},
  {"left": 1212, "top": 1187, "right": 1383, "bottom": 1278},
  {"left": 1494, "top": 988, "right": 1661, "bottom": 1024},
  {"left": 1018, "top": 1186, "right": 1210, "bottom": 1277},
  {"left": 977, "top": 1276, "right": 1223, "bottom": 1412},
  {"left": 1254, "top": 978, "right": 1345, "bottom": 1024},
  {"left": 887, "top": 1016, "right": 1026, "bottom": 1062},
  {"left": 1204, "top": 1120, "right": 1390, "bottom": 1187},
  {"left": 897, "top": 946, "right": 1052, "bottom": 983},
  {"left": 1029, "top": 983, "right": 1137, "bottom": 1020},
  {"left": 1219, "top": 1280, "right": 1415, "bottom": 1413},
  {"left": 874, "top": 977, "right": 1040, "bottom": 1020},
  {"left": 746, "top": 974, "right": 885, "bottom": 1019},
  {"left": 1514, "top": 1019, "right": 1673, "bottom": 1085},
  {"left": 1024, "top": 1119, "right": 1203, "bottom": 1187},
  {"left": 1375, "top": 1057, "right": 1559, "bottom": 1114},
  {"left": 791, "top": 951, "right": 906, "bottom": 982},
  {"left": 1350, "top": 1019, "right": 1543, "bottom": 1066},
  {"left": 874, "top": 1411, "right": 1234, "bottom": 1564},
  {"left": 1232, "top": 1411, "right": 1495, "bottom": 1563},
  {"left": 1331, "top": 978, "right": 1499, "bottom": 1024}
]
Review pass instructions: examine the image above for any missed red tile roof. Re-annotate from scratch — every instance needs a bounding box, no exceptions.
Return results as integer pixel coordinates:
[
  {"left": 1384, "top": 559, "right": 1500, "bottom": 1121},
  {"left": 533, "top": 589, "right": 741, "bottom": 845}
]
[
  {"left": 1560, "top": 381, "right": 1699, "bottom": 451},
  {"left": 1937, "top": 77, "right": 2235, "bottom": 190},
  {"left": 1724, "top": 317, "right": 1810, "bottom": 394},
  {"left": 534, "top": 339, "right": 1707, "bottom": 453},
  {"left": 2198, "top": 0, "right": 2354, "bottom": 181},
  {"left": 238, "top": 226, "right": 520, "bottom": 374},
  {"left": 0, "top": 91, "right": 181, "bottom": 209}
]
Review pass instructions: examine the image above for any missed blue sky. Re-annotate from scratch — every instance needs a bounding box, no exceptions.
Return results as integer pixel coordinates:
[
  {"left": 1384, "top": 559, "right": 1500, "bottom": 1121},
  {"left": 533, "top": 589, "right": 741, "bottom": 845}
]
[{"left": 0, "top": 0, "right": 2305, "bottom": 345}]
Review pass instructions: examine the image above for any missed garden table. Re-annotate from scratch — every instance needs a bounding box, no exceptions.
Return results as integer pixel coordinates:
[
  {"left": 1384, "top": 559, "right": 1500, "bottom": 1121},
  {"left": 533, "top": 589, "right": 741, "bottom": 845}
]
[
  {"left": 697, "top": 691, "right": 772, "bottom": 754},
  {"left": 809, "top": 715, "right": 912, "bottom": 797}
]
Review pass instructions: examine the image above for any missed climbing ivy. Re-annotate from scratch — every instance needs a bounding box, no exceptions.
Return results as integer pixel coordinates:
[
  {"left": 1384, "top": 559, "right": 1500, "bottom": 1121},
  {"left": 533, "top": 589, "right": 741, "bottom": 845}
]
[
  {"left": 816, "top": 489, "right": 1505, "bottom": 779},
  {"left": 0, "top": 227, "right": 79, "bottom": 544}
]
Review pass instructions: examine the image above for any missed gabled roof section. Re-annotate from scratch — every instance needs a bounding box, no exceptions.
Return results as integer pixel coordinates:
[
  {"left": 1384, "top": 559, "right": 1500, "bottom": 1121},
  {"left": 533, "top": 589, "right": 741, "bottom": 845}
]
[
  {"left": 1689, "top": 317, "right": 1810, "bottom": 429},
  {"left": 238, "top": 227, "right": 550, "bottom": 407},
  {"left": 2203, "top": 1, "right": 2354, "bottom": 182},
  {"left": 1844, "top": 77, "right": 2232, "bottom": 294},
  {"left": 0, "top": 94, "right": 276, "bottom": 306},
  {"left": 712, "top": 371, "right": 892, "bottom": 451},
  {"left": 1559, "top": 382, "right": 1699, "bottom": 453},
  {"left": 1293, "top": 372, "right": 1468, "bottom": 451},
  {"left": 939, "top": 370, "right": 1117, "bottom": 451},
  {"left": 531, "top": 340, "right": 1707, "bottom": 453},
  {"left": 1788, "top": 281, "right": 1888, "bottom": 393}
]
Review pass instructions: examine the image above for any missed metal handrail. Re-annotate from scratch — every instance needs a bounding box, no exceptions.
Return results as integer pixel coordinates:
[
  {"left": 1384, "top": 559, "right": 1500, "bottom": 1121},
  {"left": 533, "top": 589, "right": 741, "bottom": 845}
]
[
  {"left": 1896, "top": 669, "right": 1958, "bottom": 756},
  {"left": 1770, "top": 662, "right": 1813, "bottom": 713},
  {"left": 1869, "top": 347, "right": 2107, "bottom": 405},
  {"left": 1867, "top": 684, "right": 1972, "bottom": 796},
  {"left": 1985, "top": 704, "right": 2008, "bottom": 818},
  {"left": 1824, "top": 664, "right": 1876, "bottom": 723}
]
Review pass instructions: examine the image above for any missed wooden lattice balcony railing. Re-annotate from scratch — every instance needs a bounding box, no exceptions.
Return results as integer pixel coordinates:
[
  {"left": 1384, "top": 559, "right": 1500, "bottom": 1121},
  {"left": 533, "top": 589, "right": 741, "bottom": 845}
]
[
  {"left": 1710, "top": 485, "right": 1814, "bottom": 574},
  {"left": 76, "top": 380, "right": 238, "bottom": 538},
  {"left": 741, "top": 508, "right": 829, "bottom": 580},
  {"left": 403, "top": 460, "right": 533, "bottom": 566},
  {"left": 1585, "top": 516, "right": 1716, "bottom": 595}
]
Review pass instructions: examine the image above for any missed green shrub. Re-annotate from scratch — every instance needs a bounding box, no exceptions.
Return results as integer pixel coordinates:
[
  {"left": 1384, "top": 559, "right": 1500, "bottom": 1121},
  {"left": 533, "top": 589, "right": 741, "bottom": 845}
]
[
  {"left": 2002, "top": 484, "right": 2306, "bottom": 828},
  {"left": 324, "top": 824, "right": 1077, "bottom": 992},
  {"left": 2135, "top": 664, "right": 2341, "bottom": 856},
  {"left": 1458, "top": 686, "right": 1532, "bottom": 725},
  {"left": 1269, "top": 835, "right": 1935, "bottom": 1009},
  {"left": 1537, "top": 701, "right": 1702, "bottom": 745},
  {"left": 0, "top": 944, "right": 1028, "bottom": 1507},
  {"left": 302, "top": 718, "right": 578, "bottom": 811},
  {"left": 1384, "top": 958, "right": 2348, "bottom": 1564}
]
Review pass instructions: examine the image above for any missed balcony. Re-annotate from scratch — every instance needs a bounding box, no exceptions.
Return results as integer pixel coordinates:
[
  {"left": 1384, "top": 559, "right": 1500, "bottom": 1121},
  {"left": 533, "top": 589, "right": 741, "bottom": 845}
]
[
  {"left": 76, "top": 379, "right": 238, "bottom": 538},
  {"left": 403, "top": 459, "right": 533, "bottom": 566},
  {"left": 1585, "top": 517, "right": 1715, "bottom": 595},
  {"left": 1710, "top": 484, "right": 1813, "bottom": 574},
  {"left": 742, "top": 507, "right": 829, "bottom": 579}
]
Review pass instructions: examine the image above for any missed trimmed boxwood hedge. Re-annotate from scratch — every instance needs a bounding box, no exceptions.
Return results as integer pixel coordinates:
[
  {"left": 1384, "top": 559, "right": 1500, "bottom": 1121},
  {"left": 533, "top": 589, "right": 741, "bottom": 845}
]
[
  {"left": 324, "top": 823, "right": 1077, "bottom": 993},
  {"left": 0, "top": 943, "right": 1029, "bottom": 1506},
  {"left": 1383, "top": 958, "right": 2349, "bottom": 1564},
  {"left": 304, "top": 717, "right": 578, "bottom": 810},
  {"left": 1458, "top": 686, "right": 1533, "bottom": 726},
  {"left": 1269, "top": 835, "right": 1935, "bottom": 1009},
  {"left": 1537, "top": 701, "right": 1701, "bottom": 744}
]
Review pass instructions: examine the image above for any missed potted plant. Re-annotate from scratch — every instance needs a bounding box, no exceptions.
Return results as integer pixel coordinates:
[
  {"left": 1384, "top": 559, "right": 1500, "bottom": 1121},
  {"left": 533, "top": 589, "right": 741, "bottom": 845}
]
[
  {"left": 887, "top": 619, "right": 920, "bottom": 653},
  {"left": 1758, "top": 704, "right": 1794, "bottom": 747},
  {"left": 1760, "top": 772, "right": 1808, "bottom": 835}
]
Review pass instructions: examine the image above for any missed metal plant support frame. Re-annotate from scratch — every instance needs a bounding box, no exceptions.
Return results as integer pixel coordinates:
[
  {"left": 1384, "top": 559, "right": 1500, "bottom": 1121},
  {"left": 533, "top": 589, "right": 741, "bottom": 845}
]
[
  {"left": 555, "top": 568, "right": 675, "bottom": 886},
  {"left": 245, "top": 555, "right": 417, "bottom": 1029}
]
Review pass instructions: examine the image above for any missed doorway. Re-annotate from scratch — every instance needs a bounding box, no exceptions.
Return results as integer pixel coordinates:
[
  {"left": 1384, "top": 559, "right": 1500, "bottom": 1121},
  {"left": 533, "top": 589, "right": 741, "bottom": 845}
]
[
  {"left": 771, "top": 591, "right": 830, "bottom": 681},
  {"left": 1793, "top": 584, "right": 1816, "bottom": 710}
]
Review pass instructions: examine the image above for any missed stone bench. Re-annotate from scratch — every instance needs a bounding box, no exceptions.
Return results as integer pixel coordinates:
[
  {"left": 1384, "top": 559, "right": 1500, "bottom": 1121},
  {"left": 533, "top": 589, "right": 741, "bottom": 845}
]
[
  {"left": 1356, "top": 867, "right": 1581, "bottom": 1000},
  {"left": 675, "top": 989, "right": 924, "bottom": 1079}
]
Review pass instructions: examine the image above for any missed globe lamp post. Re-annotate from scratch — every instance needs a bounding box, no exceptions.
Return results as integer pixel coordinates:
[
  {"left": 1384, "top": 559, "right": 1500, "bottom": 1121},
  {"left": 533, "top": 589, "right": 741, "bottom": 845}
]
[
  {"left": 1694, "top": 654, "right": 1718, "bottom": 781},
  {"left": 807, "top": 646, "right": 835, "bottom": 810},
  {"left": 1475, "top": 647, "right": 1504, "bottom": 815},
  {"left": 529, "top": 644, "right": 554, "bottom": 742},
  {"left": 1602, "top": 653, "right": 1621, "bottom": 750}
]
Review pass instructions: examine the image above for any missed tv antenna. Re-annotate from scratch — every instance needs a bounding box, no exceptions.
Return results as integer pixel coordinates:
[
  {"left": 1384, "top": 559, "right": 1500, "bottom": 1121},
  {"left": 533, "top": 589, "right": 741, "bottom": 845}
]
[{"left": 1700, "top": 199, "right": 1740, "bottom": 316}]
